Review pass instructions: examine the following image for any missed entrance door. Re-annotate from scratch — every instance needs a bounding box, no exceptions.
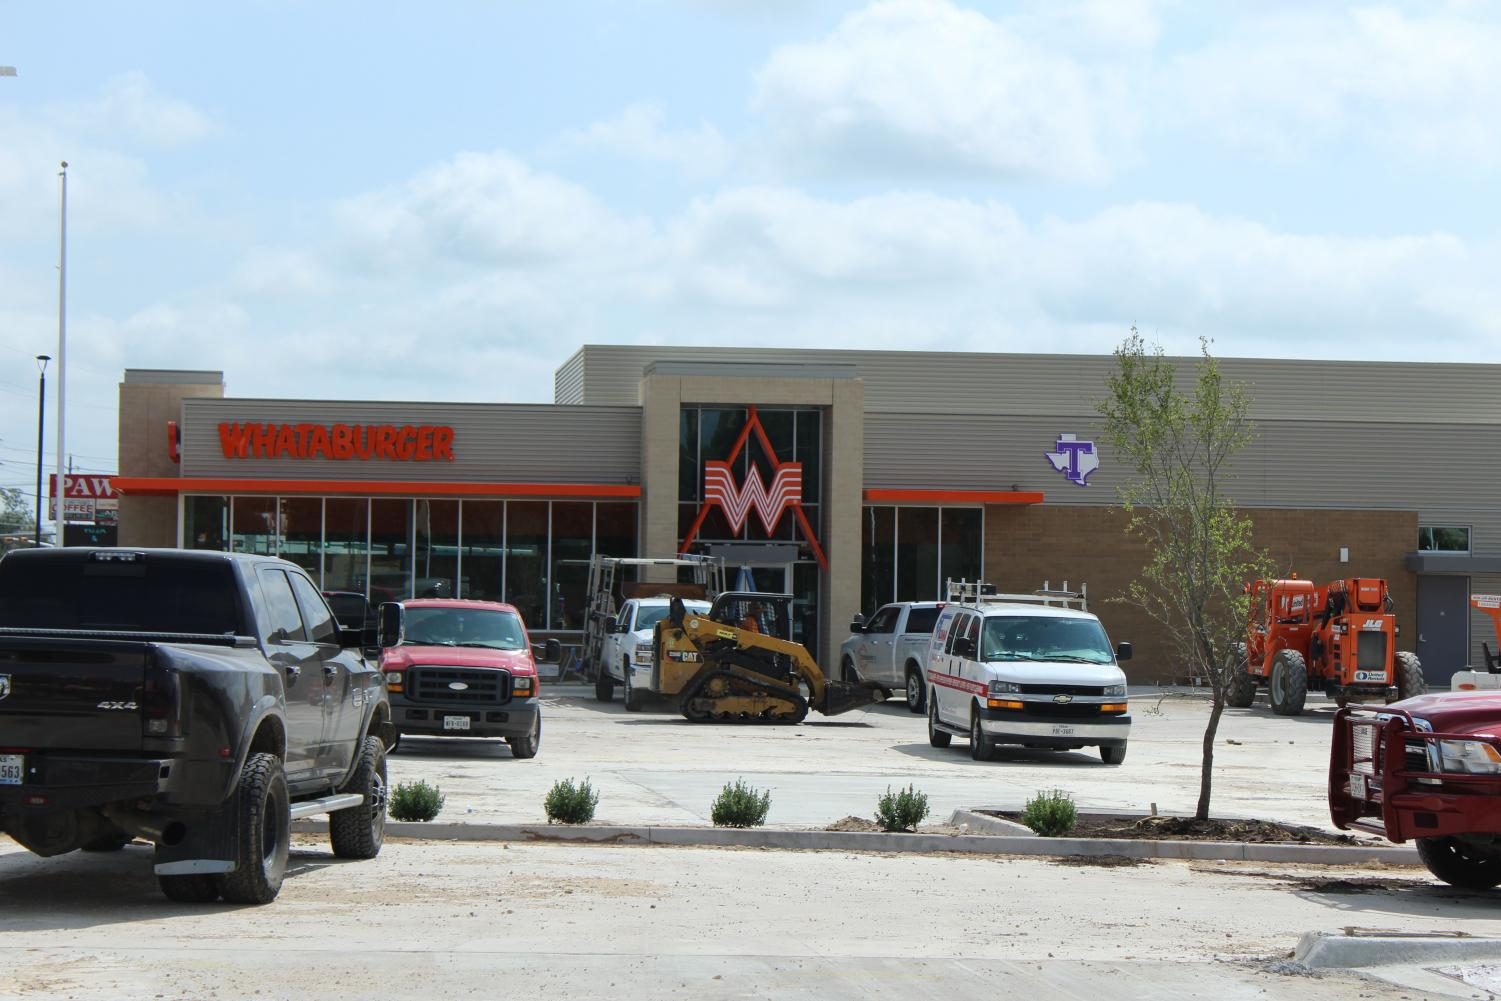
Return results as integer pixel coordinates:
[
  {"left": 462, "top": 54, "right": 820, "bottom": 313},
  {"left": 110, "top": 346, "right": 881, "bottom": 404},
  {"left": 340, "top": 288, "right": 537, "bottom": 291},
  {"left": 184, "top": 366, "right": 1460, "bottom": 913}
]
[{"left": 1417, "top": 574, "right": 1471, "bottom": 684}]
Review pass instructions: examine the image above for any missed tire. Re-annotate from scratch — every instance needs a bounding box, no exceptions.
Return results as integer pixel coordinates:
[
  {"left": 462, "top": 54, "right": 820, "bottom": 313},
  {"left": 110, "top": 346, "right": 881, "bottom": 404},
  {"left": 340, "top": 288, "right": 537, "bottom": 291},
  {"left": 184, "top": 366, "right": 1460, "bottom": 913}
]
[
  {"left": 927, "top": 699, "right": 951, "bottom": 749},
  {"left": 158, "top": 873, "right": 221, "bottom": 903},
  {"left": 329, "top": 735, "right": 386, "bottom": 860},
  {"left": 594, "top": 667, "right": 615, "bottom": 703},
  {"left": 1395, "top": 651, "right": 1426, "bottom": 702},
  {"left": 905, "top": 665, "right": 927, "bottom": 715},
  {"left": 1100, "top": 743, "right": 1127, "bottom": 765},
  {"left": 623, "top": 660, "right": 644, "bottom": 713},
  {"left": 1416, "top": 836, "right": 1501, "bottom": 890},
  {"left": 969, "top": 708, "right": 995, "bottom": 762},
  {"left": 840, "top": 656, "right": 859, "bottom": 684},
  {"left": 1269, "top": 649, "right": 1308, "bottom": 716},
  {"left": 1225, "top": 643, "right": 1256, "bottom": 708},
  {"left": 81, "top": 829, "right": 133, "bottom": 852},
  {"left": 215, "top": 752, "right": 290, "bottom": 906},
  {"left": 507, "top": 711, "right": 541, "bottom": 759}
]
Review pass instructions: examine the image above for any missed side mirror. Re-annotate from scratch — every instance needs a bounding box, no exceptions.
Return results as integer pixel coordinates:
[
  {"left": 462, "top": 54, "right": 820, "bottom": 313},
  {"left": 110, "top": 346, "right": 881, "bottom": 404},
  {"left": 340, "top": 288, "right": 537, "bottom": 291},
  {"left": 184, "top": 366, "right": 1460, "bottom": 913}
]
[
  {"left": 605, "top": 616, "right": 620, "bottom": 634},
  {"left": 545, "top": 638, "right": 562, "bottom": 663},
  {"left": 849, "top": 614, "right": 866, "bottom": 633},
  {"left": 1116, "top": 641, "right": 1133, "bottom": 662},
  {"left": 377, "top": 602, "right": 404, "bottom": 649},
  {"left": 954, "top": 637, "right": 975, "bottom": 658}
]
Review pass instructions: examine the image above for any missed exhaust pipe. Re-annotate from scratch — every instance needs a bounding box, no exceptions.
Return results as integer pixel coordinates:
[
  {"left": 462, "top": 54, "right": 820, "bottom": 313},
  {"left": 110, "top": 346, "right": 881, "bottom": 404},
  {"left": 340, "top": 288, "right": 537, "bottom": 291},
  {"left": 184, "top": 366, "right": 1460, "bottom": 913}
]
[{"left": 102, "top": 806, "right": 186, "bottom": 847}]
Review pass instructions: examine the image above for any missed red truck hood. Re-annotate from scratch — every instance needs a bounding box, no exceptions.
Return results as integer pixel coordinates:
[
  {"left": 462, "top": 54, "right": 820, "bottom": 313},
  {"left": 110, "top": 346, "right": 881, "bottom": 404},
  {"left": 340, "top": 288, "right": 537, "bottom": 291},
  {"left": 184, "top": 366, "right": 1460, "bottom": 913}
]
[
  {"left": 1392, "top": 690, "right": 1501, "bottom": 737},
  {"left": 382, "top": 645, "right": 535, "bottom": 674}
]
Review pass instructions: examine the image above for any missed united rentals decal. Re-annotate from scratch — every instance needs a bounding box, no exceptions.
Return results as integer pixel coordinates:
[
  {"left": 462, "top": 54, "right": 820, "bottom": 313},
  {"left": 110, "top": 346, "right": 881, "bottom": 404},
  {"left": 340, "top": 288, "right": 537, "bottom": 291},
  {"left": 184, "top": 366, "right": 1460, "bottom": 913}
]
[
  {"left": 679, "top": 406, "right": 828, "bottom": 571},
  {"left": 217, "top": 422, "right": 455, "bottom": 462}
]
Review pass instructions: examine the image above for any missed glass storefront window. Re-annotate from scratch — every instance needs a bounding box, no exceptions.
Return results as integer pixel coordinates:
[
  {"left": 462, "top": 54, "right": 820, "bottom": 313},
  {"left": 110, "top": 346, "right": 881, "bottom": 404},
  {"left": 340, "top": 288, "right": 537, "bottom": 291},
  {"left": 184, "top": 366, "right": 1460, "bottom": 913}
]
[
  {"left": 414, "top": 500, "right": 459, "bottom": 598},
  {"left": 278, "top": 497, "right": 323, "bottom": 581},
  {"left": 896, "top": 508, "right": 939, "bottom": 602},
  {"left": 940, "top": 508, "right": 983, "bottom": 589},
  {"left": 596, "top": 503, "right": 638, "bottom": 564},
  {"left": 231, "top": 497, "right": 277, "bottom": 555},
  {"left": 324, "top": 498, "right": 369, "bottom": 596},
  {"left": 550, "top": 503, "right": 594, "bottom": 631},
  {"left": 461, "top": 501, "right": 504, "bottom": 601},
  {"left": 861, "top": 506, "right": 896, "bottom": 615},
  {"left": 861, "top": 506, "right": 983, "bottom": 611},
  {"left": 506, "top": 502, "right": 548, "bottom": 630},
  {"left": 369, "top": 499, "right": 412, "bottom": 603},
  {"left": 185, "top": 495, "right": 228, "bottom": 551}
]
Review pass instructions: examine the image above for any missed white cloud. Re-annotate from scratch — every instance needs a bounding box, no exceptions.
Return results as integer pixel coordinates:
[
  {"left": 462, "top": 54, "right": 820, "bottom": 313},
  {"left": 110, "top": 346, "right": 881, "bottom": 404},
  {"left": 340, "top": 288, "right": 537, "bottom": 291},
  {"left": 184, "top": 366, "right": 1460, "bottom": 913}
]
[
  {"left": 1166, "top": 6, "right": 1501, "bottom": 164},
  {"left": 557, "top": 103, "right": 732, "bottom": 177},
  {"left": 751, "top": 0, "right": 1132, "bottom": 181},
  {"left": 51, "top": 72, "right": 218, "bottom": 148}
]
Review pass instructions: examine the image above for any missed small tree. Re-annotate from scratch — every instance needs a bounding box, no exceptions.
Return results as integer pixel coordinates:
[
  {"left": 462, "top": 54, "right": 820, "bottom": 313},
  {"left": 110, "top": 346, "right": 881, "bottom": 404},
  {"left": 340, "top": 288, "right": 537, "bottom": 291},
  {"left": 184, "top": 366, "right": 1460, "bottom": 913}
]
[
  {"left": 0, "top": 487, "right": 36, "bottom": 535},
  {"left": 1098, "top": 330, "right": 1270, "bottom": 820}
]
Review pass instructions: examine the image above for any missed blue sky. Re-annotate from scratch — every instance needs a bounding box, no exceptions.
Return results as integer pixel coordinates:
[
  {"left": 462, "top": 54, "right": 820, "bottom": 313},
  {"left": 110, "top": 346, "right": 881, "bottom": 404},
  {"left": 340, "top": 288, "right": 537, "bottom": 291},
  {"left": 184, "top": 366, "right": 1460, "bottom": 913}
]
[{"left": 2, "top": 0, "right": 1499, "bottom": 501}]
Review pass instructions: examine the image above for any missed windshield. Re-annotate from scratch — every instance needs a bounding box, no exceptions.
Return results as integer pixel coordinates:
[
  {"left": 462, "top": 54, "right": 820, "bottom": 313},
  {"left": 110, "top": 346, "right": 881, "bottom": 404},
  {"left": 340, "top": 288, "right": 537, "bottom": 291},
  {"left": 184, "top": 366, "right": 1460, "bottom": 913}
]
[
  {"left": 635, "top": 602, "right": 709, "bottom": 631},
  {"left": 981, "top": 615, "right": 1115, "bottom": 664},
  {"left": 403, "top": 606, "right": 527, "bottom": 650}
]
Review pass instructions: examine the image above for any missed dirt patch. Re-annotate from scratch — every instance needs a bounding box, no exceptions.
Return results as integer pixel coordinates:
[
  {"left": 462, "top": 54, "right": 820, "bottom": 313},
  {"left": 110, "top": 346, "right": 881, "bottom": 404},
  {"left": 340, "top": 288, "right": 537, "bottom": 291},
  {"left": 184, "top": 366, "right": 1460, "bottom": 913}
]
[
  {"left": 826, "top": 816, "right": 881, "bottom": 832},
  {"left": 822, "top": 817, "right": 970, "bottom": 835},
  {"left": 1194, "top": 867, "right": 1438, "bottom": 894},
  {"left": 1050, "top": 854, "right": 1156, "bottom": 869},
  {"left": 987, "top": 812, "right": 1364, "bottom": 845}
]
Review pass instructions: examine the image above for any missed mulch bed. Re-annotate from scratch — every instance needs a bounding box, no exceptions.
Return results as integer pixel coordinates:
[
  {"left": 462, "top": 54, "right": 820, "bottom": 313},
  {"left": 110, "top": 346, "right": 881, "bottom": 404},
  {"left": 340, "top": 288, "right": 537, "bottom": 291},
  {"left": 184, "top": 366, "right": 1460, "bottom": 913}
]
[{"left": 987, "top": 812, "right": 1365, "bottom": 845}]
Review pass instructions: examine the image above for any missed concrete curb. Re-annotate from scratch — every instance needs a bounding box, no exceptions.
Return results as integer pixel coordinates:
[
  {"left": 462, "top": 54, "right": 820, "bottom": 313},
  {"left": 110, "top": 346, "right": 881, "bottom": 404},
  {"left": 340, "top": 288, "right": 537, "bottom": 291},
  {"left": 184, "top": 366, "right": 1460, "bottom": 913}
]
[
  {"left": 292, "top": 817, "right": 1420, "bottom": 866},
  {"left": 1297, "top": 929, "right": 1501, "bottom": 969}
]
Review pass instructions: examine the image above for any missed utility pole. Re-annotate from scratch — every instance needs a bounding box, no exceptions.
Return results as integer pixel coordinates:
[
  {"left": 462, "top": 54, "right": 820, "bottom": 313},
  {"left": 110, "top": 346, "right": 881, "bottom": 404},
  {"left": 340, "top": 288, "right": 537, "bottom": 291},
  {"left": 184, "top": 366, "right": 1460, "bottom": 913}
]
[{"left": 55, "top": 161, "right": 67, "bottom": 544}]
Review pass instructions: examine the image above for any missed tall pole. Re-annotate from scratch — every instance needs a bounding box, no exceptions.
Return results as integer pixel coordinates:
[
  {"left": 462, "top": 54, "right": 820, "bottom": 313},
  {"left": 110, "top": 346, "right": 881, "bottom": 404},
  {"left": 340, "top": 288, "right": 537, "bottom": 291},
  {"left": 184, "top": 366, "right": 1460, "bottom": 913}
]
[
  {"left": 35, "top": 355, "right": 49, "bottom": 546},
  {"left": 55, "top": 161, "right": 67, "bottom": 545}
]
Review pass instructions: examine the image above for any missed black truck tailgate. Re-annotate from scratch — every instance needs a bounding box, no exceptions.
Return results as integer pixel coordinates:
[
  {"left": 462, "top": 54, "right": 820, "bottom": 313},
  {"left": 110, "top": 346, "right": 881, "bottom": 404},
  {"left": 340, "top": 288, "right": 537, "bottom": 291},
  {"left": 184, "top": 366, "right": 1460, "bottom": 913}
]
[{"left": 0, "top": 637, "right": 151, "bottom": 751}]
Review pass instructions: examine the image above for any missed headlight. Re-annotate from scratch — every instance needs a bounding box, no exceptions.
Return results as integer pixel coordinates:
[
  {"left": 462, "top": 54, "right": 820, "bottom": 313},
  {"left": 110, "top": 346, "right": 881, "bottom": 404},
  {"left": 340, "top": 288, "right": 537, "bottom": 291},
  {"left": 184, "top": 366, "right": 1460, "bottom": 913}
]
[
  {"left": 384, "top": 671, "right": 403, "bottom": 686},
  {"left": 1438, "top": 740, "right": 1501, "bottom": 774},
  {"left": 1104, "top": 684, "right": 1127, "bottom": 698},
  {"left": 989, "top": 681, "right": 1021, "bottom": 694},
  {"left": 634, "top": 643, "right": 654, "bottom": 664},
  {"left": 513, "top": 676, "right": 535, "bottom": 696}
]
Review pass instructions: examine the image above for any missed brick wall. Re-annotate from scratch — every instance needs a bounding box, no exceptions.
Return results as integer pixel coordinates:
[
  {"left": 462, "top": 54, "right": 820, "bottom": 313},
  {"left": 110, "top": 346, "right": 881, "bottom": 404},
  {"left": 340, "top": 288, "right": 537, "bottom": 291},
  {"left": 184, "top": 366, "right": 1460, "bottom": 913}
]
[{"left": 985, "top": 504, "right": 1418, "bottom": 684}]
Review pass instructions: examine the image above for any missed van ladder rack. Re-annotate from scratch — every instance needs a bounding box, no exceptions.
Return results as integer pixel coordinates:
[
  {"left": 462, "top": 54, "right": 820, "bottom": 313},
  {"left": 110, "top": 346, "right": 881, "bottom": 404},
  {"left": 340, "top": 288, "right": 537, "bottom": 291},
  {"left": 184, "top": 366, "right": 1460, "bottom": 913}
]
[{"left": 944, "top": 578, "right": 1088, "bottom": 612}]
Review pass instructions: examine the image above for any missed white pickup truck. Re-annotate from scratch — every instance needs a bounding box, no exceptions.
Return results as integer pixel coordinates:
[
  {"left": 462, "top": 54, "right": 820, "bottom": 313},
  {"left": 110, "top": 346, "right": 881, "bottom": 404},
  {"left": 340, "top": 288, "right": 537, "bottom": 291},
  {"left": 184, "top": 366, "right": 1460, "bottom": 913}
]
[
  {"left": 595, "top": 596, "right": 711, "bottom": 711},
  {"left": 840, "top": 601, "right": 945, "bottom": 714}
]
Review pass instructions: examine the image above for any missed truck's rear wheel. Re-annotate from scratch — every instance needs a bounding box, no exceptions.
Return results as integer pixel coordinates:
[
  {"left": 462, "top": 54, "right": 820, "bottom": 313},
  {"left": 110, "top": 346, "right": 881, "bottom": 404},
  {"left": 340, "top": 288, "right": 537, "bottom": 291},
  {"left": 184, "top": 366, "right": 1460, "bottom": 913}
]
[
  {"left": 1225, "top": 643, "right": 1256, "bottom": 708},
  {"left": 215, "top": 752, "right": 290, "bottom": 905},
  {"left": 1269, "top": 649, "right": 1308, "bottom": 716},
  {"left": 1395, "top": 651, "right": 1426, "bottom": 702},
  {"left": 329, "top": 735, "right": 386, "bottom": 860},
  {"left": 158, "top": 873, "right": 220, "bottom": 903},
  {"left": 905, "top": 665, "right": 926, "bottom": 715},
  {"left": 508, "top": 712, "right": 541, "bottom": 759},
  {"left": 1417, "top": 835, "right": 1501, "bottom": 890}
]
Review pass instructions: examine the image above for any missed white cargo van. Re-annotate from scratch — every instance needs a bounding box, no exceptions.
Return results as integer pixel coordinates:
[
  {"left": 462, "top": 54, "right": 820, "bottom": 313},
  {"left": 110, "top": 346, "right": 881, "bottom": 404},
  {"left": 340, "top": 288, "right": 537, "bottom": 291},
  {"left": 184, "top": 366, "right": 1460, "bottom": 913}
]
[{"left": 925, "top": 581, "right": 1132, "bottom": 764}]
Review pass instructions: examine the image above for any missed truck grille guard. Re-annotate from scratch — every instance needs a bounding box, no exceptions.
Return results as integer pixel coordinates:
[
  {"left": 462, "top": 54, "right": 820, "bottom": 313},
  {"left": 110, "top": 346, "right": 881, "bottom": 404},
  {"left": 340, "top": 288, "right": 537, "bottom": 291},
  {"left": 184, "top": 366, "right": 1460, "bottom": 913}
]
[{"left": 1331, "top": 704, "right": 1501, "bottom": 843}]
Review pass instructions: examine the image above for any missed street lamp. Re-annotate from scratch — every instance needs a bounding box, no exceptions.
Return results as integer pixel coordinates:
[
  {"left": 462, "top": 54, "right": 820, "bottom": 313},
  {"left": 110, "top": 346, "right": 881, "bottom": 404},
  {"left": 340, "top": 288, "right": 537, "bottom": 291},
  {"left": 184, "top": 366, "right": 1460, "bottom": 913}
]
[{"left": 35, "top": 354, "right": 49, "bottom": 546}]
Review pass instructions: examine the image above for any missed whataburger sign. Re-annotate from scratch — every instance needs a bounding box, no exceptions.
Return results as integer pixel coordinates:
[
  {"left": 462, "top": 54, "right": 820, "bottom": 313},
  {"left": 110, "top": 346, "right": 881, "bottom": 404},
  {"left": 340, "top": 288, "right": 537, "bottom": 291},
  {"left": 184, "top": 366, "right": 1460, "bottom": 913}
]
[
  {"left": 218, "top": 422, "right": 455, "bottom": 462},
  {"left": 679, "top": 406, "right": 828, "bottom": 571}
]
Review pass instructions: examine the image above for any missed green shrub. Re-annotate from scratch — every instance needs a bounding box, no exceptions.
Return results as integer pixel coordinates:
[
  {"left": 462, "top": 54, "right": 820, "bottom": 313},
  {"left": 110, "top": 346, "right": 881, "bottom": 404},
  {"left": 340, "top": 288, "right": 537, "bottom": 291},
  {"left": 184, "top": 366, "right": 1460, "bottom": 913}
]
[
  {"left": 544, "top": 777, "right": 600, "bottom": 825},
  {"left": 711, "top": 779, "right": 771, "bottom": 828},
  {"left": 1021, "top": 788, "right": 1078, "bottom": 837},
  {"left": 389, "top": 780, "right": 445, "bottom": 822},
  {"left": 875, "top": 784, "right": 930, "bottom": 832}
]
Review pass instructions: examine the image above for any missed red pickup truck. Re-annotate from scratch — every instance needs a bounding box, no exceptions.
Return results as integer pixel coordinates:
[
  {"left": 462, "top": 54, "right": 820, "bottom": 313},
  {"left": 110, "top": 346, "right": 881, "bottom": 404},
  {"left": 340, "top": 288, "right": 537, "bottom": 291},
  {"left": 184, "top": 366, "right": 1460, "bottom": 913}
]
[
  {"left": 1330, "top": 692, "right": 1501, "bottom": 888},
  {"left": 378, "top": 599, "right": 554, "bottom": 758}
]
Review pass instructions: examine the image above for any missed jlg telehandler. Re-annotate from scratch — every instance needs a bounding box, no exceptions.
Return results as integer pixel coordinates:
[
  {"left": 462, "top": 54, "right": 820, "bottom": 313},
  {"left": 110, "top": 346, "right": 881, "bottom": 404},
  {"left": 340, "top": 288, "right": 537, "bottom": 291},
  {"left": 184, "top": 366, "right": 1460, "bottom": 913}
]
[
  {"left": 1227, "top": 576, "right": 1425, "bottom": 716},
  {"left": 653, "top": 592, "right": 888, "bottom": 723}
]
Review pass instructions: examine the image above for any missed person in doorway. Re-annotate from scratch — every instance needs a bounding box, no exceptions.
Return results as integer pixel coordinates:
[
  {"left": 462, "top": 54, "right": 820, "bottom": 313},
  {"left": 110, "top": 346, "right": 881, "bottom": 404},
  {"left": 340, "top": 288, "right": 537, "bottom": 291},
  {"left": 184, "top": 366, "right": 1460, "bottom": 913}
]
[{"left": 739, "top": 601, "right": 763, "bottom": 634}]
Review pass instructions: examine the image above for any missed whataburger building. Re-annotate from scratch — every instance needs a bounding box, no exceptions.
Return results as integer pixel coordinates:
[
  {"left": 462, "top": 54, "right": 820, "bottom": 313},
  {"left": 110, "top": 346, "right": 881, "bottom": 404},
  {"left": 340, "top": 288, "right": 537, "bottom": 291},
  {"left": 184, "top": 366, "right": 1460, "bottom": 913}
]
[{"left": 113, "top": 346, "right": 1501, "bottom": 684}]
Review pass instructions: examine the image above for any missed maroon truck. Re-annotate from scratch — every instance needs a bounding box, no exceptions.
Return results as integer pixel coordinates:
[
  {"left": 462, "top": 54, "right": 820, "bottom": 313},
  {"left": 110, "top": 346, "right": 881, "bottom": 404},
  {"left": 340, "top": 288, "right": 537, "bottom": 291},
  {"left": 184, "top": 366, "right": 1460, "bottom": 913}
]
[{"left": 1330, "top": 693, "right": 1501, "bottom": 888}]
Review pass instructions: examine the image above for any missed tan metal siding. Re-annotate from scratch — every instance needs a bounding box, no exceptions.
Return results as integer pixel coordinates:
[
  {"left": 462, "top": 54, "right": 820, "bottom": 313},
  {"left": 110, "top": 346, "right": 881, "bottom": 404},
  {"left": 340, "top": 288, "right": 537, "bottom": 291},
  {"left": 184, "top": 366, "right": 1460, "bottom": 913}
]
[{"left": 180, "top": 398, "right": 641, "bottom": 485}]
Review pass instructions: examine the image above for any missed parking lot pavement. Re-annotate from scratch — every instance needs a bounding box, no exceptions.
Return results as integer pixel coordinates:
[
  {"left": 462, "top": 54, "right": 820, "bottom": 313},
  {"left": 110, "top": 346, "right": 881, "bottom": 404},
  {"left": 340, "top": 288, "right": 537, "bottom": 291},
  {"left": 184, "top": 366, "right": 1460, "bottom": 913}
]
[
  {"left": 383, "top": 686, "right": 1356, "bottom": 831},
  {"left": 2, "top": 836, "right": 1482, "bottom": 1000}
]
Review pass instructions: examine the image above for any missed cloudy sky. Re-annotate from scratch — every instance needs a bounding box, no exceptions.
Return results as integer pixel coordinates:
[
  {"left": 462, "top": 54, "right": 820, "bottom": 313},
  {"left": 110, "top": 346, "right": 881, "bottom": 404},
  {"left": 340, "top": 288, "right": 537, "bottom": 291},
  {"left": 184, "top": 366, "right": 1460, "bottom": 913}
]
[{"left": 2, "top": 0, "right": 1499, "bottom": 502}]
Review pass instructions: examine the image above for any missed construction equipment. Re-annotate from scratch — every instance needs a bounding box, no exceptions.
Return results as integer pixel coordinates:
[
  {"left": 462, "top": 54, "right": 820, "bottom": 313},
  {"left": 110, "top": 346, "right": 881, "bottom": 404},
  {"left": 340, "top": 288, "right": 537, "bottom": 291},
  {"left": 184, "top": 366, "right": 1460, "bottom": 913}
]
[
  {"left": 1227, "top": 576, "right": 1425, "bottom": 715},
  {"left": 653, "top": 591, "right": 888, "bottom": 723},
  {"left": 580, "top": 555, "right": 725, "bottom": 686},
  {"left": 1448, "top": 594, "right": 1501, "bottom": 691}
]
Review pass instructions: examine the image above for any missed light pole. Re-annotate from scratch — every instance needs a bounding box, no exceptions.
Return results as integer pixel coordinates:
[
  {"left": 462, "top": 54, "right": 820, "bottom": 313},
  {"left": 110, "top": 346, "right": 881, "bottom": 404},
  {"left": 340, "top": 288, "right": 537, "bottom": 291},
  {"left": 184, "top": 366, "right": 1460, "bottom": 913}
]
[
  {"left": 35, "top": 355, "right": 49, "bottom": 546},
  {"left": 55, "top": 161, "right": 67, "bottom": 549}
]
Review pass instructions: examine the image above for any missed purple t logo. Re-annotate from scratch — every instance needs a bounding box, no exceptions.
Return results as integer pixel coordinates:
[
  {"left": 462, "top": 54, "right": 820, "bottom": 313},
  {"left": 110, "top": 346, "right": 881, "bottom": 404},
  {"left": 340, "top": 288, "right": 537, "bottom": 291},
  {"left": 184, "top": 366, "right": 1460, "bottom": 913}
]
[{"left": 1045, "top": 434, "right": 1099, "bottom": 486}]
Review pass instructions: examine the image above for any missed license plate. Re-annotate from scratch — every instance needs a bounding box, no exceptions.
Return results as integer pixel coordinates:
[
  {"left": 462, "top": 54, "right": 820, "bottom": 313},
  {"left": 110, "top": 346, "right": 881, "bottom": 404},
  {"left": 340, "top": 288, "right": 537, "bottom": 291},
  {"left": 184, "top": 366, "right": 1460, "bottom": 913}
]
[
  {"left": 1051, "top": 725, "right": 1075, "bottom": 736},
  {"left": 1348, "top": 772, "right": 1367, "bottom": 801},
  {"left": 442, "top": 715, "right": 471, "bottom": 731},
  {"left": 0, "top": 753, "right": 23, "bottom": 786}
]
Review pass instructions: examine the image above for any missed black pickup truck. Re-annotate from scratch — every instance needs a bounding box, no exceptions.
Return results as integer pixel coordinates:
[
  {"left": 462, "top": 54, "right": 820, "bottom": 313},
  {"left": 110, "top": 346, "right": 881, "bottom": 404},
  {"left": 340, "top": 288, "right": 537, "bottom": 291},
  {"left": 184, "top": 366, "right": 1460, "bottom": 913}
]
[{"left": 0, "top": 547, "right": 392, "bottom": 904}]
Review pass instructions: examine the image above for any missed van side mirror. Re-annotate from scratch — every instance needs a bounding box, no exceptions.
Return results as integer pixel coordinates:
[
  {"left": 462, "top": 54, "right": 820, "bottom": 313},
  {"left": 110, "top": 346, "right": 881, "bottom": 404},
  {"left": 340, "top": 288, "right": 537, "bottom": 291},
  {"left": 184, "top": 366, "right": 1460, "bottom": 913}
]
[
  {"left": 954, "top": 637, "right": 976, "bottom": 658},
  {"left": 378, "top": 602, "right": 404, "bottom": 649},
  {"left": 1116, "top": 641, "right": 1133, "bottom": 662}
]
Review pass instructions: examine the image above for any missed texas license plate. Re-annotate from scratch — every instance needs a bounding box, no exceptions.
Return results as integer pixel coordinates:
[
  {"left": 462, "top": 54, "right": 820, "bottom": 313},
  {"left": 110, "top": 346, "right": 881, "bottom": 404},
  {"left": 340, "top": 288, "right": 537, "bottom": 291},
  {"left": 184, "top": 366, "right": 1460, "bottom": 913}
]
[
  {"left": 1348, "top": 772, "right": 1367, "bottom": 801},
  {"left": 442, "top": 715, "right": 471, "bottom": 731},
  {"left": 0, "top": 753, "right": 23, "bottom": 786},
  {"left": 1051, "top": 725, "right": 1075, "bottom": 736}
]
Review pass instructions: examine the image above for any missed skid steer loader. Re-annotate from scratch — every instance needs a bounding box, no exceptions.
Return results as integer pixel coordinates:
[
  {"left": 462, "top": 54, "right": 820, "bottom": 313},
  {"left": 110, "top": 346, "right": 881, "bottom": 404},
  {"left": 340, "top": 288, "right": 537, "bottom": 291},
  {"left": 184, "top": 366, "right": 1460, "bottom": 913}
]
[{"left": 652, "top": 592, "right": 889, "bottom": 723}]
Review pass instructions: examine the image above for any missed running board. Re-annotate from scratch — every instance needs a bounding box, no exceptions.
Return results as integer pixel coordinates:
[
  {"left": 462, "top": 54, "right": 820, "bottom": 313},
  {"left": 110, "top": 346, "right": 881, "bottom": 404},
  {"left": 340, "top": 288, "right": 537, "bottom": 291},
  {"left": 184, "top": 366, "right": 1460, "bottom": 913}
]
[
  {"left": 289, "top": 793, "right": 364, "bottom": 820},
  {"left": 934, "top": 720, "right": 968, "bottom": 736}
]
